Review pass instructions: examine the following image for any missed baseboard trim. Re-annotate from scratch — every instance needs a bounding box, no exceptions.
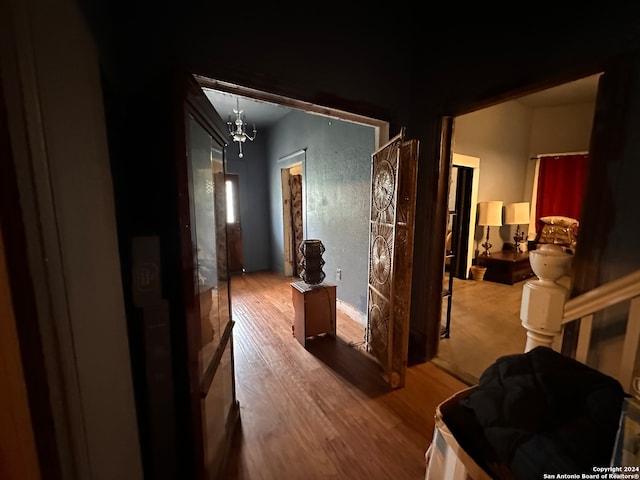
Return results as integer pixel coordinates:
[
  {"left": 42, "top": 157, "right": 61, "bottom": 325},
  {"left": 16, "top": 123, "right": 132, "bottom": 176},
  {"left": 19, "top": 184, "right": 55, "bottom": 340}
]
[{"left": 336, "top": 299, "right": 366, "bottom": 326}]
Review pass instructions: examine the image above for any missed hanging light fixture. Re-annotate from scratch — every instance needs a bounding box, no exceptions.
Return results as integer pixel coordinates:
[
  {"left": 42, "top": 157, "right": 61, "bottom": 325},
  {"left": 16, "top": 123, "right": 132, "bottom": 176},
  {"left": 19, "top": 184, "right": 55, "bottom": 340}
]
[{"left": 227, "top": 98, "right": 257, "bottom": 158}]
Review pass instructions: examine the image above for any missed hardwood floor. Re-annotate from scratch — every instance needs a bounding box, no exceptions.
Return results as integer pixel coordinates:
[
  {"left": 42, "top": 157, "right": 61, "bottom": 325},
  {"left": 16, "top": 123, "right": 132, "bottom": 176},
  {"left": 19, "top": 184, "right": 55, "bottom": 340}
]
[
  {"left": 223, "top": 271, "right": 467, "bottom": 480},
  {"left": 435, "top": 273, "right": 528, "bottom": 384}
]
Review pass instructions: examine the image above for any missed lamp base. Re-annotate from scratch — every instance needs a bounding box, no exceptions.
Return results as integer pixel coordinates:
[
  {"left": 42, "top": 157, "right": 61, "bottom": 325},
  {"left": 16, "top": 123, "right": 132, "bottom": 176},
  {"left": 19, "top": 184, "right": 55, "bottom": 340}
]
[
  {"left": 513, "top": 225, "right": 526, "bottom": 254},
  {"left": 481, "top": 226, "right": 493, "bottom": 256}
]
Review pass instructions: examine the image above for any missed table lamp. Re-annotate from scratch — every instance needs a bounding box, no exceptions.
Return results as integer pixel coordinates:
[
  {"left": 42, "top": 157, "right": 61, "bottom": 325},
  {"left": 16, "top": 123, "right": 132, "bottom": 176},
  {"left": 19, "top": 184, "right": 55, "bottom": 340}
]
[
  {"left": 504, "top": 202, "right": 530, "bottom": 253},
  {"left": 478, "top": 201, "right": 503, "bottom": 256}
]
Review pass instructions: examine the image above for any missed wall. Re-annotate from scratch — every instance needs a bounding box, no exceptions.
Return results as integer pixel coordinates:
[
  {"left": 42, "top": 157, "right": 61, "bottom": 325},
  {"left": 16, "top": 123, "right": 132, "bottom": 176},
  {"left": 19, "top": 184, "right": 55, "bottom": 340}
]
[
  {"left": 451, "top": 93, "right": 637, "bottom": 377},
  {"left": 453, "top": 99, "right": 597, "bottom": 254},
  {"left": 267, "top": 110, "right": 375, "bottom": 318},
  {"left": 11, "top": 7, "right": 640, "bottom": 476},
  {"left": 529, "top": 102, "right": 597, "bottom": 154},
  {"left": 3, "top": 2, "right": 636, "bottom": 476},
  {"left": 0, "top": 0, "right": 143, "bottom": 477},
  {"left": 226, "top": 134, "right": 271, "bottom": 272},
  {"left": 453, "top": 101, "right": 533, "bottom": 252},
  {"left": 523, "top": 101, "right": 596, "bottom": 217}
]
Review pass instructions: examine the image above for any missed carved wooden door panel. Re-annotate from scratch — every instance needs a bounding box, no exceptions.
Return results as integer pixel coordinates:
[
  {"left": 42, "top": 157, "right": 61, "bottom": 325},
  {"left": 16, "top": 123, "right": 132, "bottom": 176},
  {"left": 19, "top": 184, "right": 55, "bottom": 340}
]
[{"left": 366, "top": 131, "right": 419, "bottom": 389}]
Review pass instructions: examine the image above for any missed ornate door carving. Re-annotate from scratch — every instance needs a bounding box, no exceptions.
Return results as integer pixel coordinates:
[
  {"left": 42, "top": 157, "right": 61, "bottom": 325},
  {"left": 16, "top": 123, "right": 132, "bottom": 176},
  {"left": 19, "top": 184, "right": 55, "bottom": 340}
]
[{"left": 367, "top": 130, "right": 419, "bottom": 389}]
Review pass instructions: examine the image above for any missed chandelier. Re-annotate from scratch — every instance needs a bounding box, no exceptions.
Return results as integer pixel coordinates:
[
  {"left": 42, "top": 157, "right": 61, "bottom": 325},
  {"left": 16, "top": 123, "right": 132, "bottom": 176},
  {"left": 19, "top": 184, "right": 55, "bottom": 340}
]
[{"left": 227, "top": 98, "right": 257, "bottom": 158}]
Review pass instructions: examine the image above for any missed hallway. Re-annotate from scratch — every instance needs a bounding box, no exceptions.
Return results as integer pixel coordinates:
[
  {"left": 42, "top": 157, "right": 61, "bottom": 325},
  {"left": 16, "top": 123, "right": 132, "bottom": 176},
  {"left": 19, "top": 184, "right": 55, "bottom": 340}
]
[{"left": 223, "top": 272, "right": 467, "bottom": 480}]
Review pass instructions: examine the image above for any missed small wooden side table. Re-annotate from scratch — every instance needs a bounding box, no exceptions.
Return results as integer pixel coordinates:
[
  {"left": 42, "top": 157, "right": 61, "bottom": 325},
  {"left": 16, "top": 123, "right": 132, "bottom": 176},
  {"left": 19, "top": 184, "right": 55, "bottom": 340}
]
[
  {"left": 290, "top": 281, "right": 336, "bottom": 347},
  {"left": 477, "top": 251, "right": 534, "bottom": 285}
]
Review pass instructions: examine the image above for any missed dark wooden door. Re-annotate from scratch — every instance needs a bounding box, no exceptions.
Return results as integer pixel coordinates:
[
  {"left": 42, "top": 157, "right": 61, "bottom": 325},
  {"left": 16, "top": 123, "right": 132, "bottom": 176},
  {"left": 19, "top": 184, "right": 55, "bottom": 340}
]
[
  {"left": 452, "top": 166, "right": 473, "bottom": 279},
  {"left": 225, "top": 174, "right": 244, "bottom": 273}
]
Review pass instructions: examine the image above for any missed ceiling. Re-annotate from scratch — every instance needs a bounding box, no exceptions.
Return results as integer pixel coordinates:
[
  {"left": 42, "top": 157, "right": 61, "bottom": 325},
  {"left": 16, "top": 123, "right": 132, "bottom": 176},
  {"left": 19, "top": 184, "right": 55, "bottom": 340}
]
[
  {"left": 515, "top": 74, "right": 600, "bottom": 108},
  {"left": 203, "top": 74, "right": 601, "bottom": 131},
  {"left": 203, "top": 88, "right": 293, "bottom": 130}
]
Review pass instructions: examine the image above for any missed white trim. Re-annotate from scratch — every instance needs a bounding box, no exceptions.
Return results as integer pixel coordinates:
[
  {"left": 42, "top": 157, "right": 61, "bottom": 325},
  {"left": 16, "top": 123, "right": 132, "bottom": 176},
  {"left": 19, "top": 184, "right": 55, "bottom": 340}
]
[
  {"left": 534, "top": 150, "right": 589, "bottom": 158},
  {"left": 620, "top": 297, "right": 640, "bottom": 392},
  {"left": 280, "top": 150, "right": 307, "bottom": 276},
  {"left": 278, "top": 148, "right": 307, "bottom": 163},
  {"left": 561, "top": 269, "right": 640, "bottom": 391},
  {"left": 336, "top": 299, "right": 366, "bottom": 326},
  {"left": 529, "top": 159, "right": 541, "bottom": 240},
  {"left": 562, "top": 269, "right": 640, "bottom": 324},
  {"left": 575, "top": 314, "right": 593, "bottom": 364}
]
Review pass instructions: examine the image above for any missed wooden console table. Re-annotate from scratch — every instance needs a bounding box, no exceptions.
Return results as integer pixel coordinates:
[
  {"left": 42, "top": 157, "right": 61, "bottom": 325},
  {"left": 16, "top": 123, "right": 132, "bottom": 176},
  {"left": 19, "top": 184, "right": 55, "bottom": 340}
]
[
  {"left": 477, "top": 251, "right": 534, "bottom": 285},
  {"left": 290, "top": 281, "right": 336, "bottom": 347}
]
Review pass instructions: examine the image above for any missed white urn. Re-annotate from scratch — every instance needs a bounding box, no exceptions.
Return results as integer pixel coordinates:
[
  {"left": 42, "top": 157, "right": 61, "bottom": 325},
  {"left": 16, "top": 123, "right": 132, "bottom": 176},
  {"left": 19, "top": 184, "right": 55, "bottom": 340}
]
[{"left": 528, "top": 244, "right": 573, "bottom": 285}]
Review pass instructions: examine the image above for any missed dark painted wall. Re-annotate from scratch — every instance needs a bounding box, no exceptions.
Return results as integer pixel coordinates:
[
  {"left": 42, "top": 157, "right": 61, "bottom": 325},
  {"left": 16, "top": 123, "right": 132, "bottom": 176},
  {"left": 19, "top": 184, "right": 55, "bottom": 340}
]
[
  {"left": 179, "top": 23, "right": 639, "bottom": 363},
  {"left": 79, "top": 5, "right": 640, "bottom": 474},
  {"left": 86, "top": 8, "right": 640, "bottom": 362},
  {"left": 224, "top": 108, "right": 375, "bottom": 316},
  {"left": 225, "top": 133, "right": 271, "bottom": 272},
  {"left": 267, "top": 110, "right": 375, "bottom": 315}
]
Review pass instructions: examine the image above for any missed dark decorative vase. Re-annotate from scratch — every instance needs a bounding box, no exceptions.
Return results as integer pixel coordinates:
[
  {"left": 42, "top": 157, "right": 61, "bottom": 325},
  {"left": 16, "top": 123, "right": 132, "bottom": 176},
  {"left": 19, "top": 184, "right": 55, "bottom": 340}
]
[{"left": 299, "top": 239, "right": 326, "bottom": 285}]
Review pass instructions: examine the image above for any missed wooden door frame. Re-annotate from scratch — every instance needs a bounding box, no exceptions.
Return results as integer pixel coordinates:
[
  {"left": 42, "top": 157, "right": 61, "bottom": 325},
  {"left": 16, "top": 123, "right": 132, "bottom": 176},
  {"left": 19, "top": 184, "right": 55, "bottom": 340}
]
[
  {"left": 179, "top": 75, "right": 240, "bottom": 479},
  {"left": 451, "top": 153, "right": 480, "bottom": 279},
  {"left": 225, "top": 173, "right": 244, "bottom": 273},
  {"left": 0, "top": 0, "right": 143, "bottom": 477},
  {"left": 432, "top": 63, "right": 627, "bottom": 366},
  {"left": 279, "top": 149, "right": 307, "bottom": 277},
  {"left": 0, "top": 233, "right": 41, "bottom": 480}
]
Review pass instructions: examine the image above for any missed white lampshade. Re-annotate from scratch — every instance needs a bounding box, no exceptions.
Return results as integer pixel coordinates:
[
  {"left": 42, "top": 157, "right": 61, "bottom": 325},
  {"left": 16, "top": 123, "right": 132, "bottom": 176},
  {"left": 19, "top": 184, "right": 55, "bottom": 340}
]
[
  {"left": 478, "top": 201, "right": 503, "bottom": 226},
  {"left": 504, "top": 202, "right": 530, "bottom": 225}
]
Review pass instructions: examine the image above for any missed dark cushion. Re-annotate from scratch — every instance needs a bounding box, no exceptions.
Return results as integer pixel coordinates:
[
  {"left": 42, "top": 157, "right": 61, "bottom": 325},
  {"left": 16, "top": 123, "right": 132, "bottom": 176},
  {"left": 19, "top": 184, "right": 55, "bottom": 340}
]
[{"left": 460, "top": 346, "right": 625, "bottom": 479}]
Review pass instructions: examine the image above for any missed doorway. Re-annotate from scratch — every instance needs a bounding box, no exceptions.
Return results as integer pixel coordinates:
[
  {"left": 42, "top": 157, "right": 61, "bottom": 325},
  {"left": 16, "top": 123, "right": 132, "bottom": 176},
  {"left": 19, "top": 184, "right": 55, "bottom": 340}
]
[
  {"left": 435, "top": 74, "right": 600, "bottom": 383},
  {"left": 226, "top": 173, "right": 244, "bottom": 274},
  {"left": 199, "top": 77, "right": 388, "bottom": 349},
  {"left": 450, "top": 154, "right": 480, "bottom": 280},
  {"left": 279, "top": 150, "right": 306, "bottom": 277},
  {"left": 198, "top": 77, "right": 410, "bottom": 394}
]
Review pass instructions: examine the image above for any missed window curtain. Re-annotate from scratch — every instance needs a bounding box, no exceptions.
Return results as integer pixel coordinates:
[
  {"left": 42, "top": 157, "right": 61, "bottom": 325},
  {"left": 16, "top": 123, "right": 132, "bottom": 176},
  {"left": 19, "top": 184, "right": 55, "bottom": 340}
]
[{"left": 535, "top": 153, "right": 588, "bottom": 232}]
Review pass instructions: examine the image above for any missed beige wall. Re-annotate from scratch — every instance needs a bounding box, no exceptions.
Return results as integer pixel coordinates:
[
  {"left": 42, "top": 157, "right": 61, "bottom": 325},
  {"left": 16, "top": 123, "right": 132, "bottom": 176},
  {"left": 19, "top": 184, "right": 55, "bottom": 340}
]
[
  {"left": 529, "top": 102, "right": 596, "bottom": 155},
  {"left": 453, "top": 100, "right": 533, "bottom": 251},
  {"left": 453, "top": 98, "right": 595, "bottom": 252},
  {"left": 523, "top": 102, "right": 596, "bottom": 214}
]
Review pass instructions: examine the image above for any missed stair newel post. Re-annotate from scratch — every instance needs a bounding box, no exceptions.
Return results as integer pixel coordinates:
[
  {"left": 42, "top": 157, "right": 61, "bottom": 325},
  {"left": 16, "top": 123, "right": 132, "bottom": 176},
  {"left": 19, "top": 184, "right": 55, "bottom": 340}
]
[{"left": 520, "top": 244, "right": 573, "bottom": 352}]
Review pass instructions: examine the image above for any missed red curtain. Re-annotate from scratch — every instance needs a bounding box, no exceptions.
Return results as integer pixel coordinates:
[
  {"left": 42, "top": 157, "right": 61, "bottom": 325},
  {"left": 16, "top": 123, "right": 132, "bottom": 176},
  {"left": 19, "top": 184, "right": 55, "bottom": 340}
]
[{"left": 535, "top": 154, "right": 588, "bottom": 231}]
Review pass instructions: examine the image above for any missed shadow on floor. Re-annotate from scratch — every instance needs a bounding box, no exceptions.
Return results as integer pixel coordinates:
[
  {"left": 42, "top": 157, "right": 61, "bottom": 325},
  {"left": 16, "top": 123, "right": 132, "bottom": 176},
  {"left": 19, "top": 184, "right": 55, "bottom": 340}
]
[{"left": 304, "top": 334, "right": 391, "bottom": 398}]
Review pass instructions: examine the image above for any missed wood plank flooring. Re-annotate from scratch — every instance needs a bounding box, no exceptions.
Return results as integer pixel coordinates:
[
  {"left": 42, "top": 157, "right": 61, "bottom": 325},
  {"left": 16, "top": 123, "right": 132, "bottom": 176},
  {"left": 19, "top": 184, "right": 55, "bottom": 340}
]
[
  {"left": 223, "top": 271, "right": 467, "bottom": 480},
  {"left": 435, "top": 273, "right": 528, "bottom": 383}
]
